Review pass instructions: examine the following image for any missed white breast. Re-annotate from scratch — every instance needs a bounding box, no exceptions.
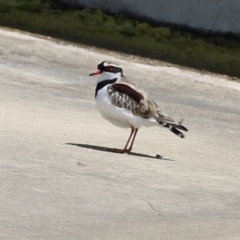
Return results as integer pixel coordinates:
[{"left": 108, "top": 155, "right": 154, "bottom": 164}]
[
  {"left": 96, "top": 85, "right": 158, "bottom": 129},
  {"left": 96, "top": 86, "right": 130, "bottom": 128}
]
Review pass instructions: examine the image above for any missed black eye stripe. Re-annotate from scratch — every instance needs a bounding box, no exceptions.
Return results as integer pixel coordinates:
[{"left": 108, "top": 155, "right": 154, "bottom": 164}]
[
  {"left": 104, "top": 66, "right": 122, "bottom": 73},
  {"left": 105, "top": 66, "right": 114, "bottom": 71},
  {"left": 97, "top": 61, "right": 123, "bottom": 73}
]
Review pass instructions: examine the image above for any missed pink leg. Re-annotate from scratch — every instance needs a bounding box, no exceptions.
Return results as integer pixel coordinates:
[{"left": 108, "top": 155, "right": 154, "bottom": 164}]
[
  {"left": 112, "top": 126, "right": 135, "bottom": 154},
  {"left": 126, "top": 128, "right": 138, "bottom": 153}
]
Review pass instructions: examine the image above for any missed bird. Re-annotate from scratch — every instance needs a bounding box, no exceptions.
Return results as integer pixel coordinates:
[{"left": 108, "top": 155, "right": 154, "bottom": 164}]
[{"left": 89, "top": 60, "right": 188, "bottom": 154}]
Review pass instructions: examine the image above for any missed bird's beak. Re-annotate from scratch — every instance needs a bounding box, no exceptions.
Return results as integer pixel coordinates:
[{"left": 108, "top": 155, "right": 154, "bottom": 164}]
[{"left": 89, "top": 70, "right": 102, "bottom": 76}]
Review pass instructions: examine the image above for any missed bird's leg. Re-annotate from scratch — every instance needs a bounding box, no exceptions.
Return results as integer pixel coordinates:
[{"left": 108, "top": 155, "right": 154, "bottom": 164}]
[
  {"left": 126, "top": 128, "right": 138, "bottom": 153},
  {"left": 112, "top": 126, "right": 135, "bottom": 154}
]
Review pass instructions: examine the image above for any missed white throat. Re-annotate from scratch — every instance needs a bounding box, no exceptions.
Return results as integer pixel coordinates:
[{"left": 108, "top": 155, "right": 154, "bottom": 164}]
[{"left": 97, "top": 71, "right": 121, "bottom": 83}]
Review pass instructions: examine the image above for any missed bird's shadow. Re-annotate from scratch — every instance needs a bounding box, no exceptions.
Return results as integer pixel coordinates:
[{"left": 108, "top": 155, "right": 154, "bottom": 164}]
[{"left": 66, "top": 143, "right": 174, "bottom": 161}]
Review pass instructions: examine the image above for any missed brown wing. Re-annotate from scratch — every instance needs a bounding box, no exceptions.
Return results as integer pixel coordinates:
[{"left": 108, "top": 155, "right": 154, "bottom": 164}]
[
  {"left": 111, "top": 83, "right": 144, "bottom": 103},
  {"left": 108, "top": 83, "right": 187, "bottom": 130},
  {"left": 107, "top": 83, "right": 156, "bottom": 117}
]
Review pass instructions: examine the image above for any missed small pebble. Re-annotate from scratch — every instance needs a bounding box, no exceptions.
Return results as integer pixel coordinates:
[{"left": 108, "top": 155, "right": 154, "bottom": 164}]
[
  {"left": 155, "top": 154, "right": 162, "bottom": 159},
  {"left": 77, "top": 162, "right": 86, "bottom": 166}
]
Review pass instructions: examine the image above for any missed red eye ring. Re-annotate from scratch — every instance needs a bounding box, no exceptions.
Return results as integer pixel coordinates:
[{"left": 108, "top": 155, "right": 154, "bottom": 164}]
[{"left": 106, "top": 66, "right": 114, "bottom": 71}]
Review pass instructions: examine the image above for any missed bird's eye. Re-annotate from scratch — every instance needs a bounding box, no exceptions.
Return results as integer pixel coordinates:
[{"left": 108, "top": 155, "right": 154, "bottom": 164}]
[{"left": 106, "top": 66, "right": 114, "bottom": 71}]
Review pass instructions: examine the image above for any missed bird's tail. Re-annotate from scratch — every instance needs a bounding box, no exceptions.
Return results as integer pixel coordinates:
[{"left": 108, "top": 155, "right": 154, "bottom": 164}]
[{"left": 158, "top": 119, "right": 188, "bottom": 138}]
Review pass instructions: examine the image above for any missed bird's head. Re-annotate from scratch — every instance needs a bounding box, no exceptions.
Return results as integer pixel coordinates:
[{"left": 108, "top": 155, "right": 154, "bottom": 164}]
[{"left": 89, "top": 61, "right": 123, "bottom": 82}]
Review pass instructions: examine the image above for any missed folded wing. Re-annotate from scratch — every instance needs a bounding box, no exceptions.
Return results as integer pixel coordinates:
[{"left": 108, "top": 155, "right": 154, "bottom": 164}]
[{"left": 108, "top": 82, "right": 188, "bottom": 133}]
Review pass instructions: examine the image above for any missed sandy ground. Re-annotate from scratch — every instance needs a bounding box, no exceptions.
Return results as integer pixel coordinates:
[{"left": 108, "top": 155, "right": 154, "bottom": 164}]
[{"left": 0, "top": 27, "right": 240, "bottom": 240}]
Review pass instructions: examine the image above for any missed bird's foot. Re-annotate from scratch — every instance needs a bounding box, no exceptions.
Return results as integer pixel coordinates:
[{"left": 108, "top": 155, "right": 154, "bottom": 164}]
[{"left": 112, "top": 148, "right": 131, "bottom": 154}]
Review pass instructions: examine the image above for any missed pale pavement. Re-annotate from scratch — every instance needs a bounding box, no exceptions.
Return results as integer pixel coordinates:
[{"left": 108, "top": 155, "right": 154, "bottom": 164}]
[{"left": 0, "top": 28, "right": 240, "bottom": 240}]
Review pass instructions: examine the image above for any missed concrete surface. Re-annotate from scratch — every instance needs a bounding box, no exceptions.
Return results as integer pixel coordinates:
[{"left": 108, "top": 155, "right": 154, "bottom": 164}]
[
  {"left": 62, "top": 0, "right": 240, "bottom": 34},
  {"left": 0, "top": 27, "right": 240, "bottom": 240}
]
